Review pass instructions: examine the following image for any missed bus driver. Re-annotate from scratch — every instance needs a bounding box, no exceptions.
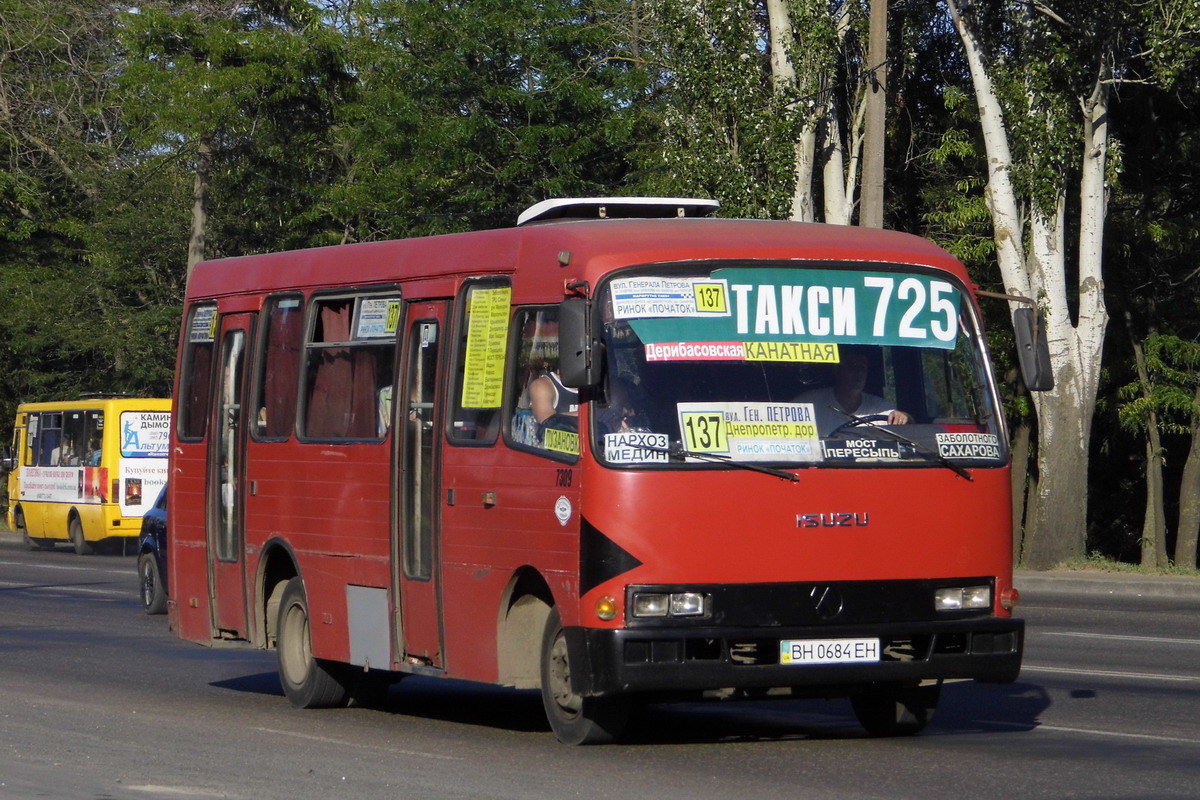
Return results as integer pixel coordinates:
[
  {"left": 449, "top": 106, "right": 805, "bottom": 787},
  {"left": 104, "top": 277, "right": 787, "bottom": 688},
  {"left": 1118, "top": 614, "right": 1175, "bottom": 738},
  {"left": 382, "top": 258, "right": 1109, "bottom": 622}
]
[{"left": 797, "top": 348, "right": 910, "bottom": 436}]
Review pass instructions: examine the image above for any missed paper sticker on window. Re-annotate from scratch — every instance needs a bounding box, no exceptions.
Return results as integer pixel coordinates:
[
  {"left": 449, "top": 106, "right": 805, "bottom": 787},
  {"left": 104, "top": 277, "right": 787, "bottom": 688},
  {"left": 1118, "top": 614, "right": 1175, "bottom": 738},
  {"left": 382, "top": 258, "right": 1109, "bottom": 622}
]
[
  {"left": 610, "top": 277, "right": 732, "bottom": 319},
  {"left": 628, "top": 268, "right": 961, "bottom": 350},
  {"left": 935, "top": 432, "right": 1000, "bottom": 460},
  {"left": 461, "top": 286, "right": 512, "bottom": 409},
  {"left": 677, "top": 402, "right": 821, "bottom": 463},
  {"left": 604, "top": 431, "right": 669, "bottom": 464},
  {"left": 189, "top": 306, "right": 217, "bottom": 343},
  {"left": 356, "top": 297, "right": 402, "bottom": 339},
  {"left": 544, "top": 427, "right": 579, "bottom": 456}
]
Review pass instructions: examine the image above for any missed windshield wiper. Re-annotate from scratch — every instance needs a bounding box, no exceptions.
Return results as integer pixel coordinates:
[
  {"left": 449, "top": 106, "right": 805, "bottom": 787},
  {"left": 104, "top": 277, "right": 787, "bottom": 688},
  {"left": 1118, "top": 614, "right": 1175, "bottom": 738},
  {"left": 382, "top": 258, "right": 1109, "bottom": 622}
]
[
  {"left": 827, "top": 408, "right": 973, "bottom": 482},
  {"left": 651, "top": 444, "right": 800, "bottom": 483}
]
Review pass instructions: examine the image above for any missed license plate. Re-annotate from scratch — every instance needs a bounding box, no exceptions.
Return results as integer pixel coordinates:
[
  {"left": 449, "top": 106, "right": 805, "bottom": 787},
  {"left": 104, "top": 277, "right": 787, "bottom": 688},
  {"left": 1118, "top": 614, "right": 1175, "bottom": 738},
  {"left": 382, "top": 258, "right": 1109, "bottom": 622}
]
[{"left": 779, "top": 637, "right": 881, "bottom": 665}]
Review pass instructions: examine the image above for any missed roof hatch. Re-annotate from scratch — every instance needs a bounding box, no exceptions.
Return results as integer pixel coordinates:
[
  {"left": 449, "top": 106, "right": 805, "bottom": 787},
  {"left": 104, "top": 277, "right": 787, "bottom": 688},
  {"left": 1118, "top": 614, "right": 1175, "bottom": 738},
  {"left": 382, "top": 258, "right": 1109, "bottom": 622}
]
[{"left": 516, "top": 197, "right": 720, "bottom": 226}]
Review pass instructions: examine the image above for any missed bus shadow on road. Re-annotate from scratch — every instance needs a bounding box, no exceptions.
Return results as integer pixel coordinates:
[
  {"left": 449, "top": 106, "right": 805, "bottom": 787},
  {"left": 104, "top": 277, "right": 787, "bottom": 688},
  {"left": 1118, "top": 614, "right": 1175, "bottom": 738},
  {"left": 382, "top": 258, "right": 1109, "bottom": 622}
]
[{"left": 209, "top": 672, "right": 1051, "bottom": 743}]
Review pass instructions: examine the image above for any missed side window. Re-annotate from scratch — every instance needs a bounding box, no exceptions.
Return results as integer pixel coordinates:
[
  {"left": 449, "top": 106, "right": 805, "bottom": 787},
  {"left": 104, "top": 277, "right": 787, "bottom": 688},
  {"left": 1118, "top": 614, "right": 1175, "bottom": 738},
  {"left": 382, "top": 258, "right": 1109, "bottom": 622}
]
[
  {"left": 449, "top": 279, "right": 511, "bottom": 444},
  {"left": 301, "top": 293, "right": 400, "bottom": 441},
  {"left": 252, "top": 294, "right": 304, "bottom": 440},
  {"left": 179, "top": 303, "right": 218, "bottom": 440},
  {"left": 24, "top": 414, "right": 40, "bottom": 466},
  {"left": 60, "top": 409, "right": 101, "bottom": 466},
  {"left": 505, "top": 308, "right": 579, "bottom": 461},
  {"left": 35, "top": 412, "right": 63, "bottom": 466}
]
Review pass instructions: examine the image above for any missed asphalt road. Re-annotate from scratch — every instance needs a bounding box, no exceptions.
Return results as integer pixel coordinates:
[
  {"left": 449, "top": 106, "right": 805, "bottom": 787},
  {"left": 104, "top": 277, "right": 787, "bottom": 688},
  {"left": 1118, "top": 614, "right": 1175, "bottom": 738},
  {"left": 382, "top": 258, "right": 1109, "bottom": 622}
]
[{"left": 1, "top": 537, "right": 1198, "bottom": 800}]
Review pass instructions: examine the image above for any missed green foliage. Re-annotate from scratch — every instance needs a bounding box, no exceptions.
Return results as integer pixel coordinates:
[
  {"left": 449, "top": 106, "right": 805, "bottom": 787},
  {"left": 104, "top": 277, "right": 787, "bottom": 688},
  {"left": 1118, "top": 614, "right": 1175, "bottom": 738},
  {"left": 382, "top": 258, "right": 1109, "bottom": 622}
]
[{"left": 1118, "top": 336, "right": 1200, "bottom": 435}]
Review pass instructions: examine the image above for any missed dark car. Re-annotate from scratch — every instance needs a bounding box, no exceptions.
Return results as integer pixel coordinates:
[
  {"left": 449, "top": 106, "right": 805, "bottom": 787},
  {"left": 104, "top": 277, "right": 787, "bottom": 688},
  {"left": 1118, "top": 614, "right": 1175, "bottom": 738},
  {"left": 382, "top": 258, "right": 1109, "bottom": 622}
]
[{"left": 137, "top": 484, "right": 168, "bottom": 614}]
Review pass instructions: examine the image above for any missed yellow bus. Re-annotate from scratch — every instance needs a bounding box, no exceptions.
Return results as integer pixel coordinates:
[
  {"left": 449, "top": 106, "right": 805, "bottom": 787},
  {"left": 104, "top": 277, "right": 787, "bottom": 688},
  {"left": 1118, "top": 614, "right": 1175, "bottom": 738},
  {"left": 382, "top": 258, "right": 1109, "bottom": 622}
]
[{"left": 3, "top": 397, "right": 170, "bottom": 554}]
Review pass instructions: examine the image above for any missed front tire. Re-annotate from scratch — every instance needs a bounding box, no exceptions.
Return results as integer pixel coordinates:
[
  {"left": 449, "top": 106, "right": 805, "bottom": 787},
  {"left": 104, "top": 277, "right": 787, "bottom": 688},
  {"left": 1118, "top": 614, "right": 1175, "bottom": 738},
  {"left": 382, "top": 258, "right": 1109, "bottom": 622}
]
[
  {"left": 851, "top": 681, "right": 940, "bottom": 737},
  {"left": 276, "top": 577, "right": 349, "bottom": 709},
  {"left": 138, "top": 554, "right": 167, "bottom": 614},
  {"left": 70, "top": 517, "right": 93, "bottom": 556},
  {"left": 539, "top": 607, "right": 629, "bottom": 745}
]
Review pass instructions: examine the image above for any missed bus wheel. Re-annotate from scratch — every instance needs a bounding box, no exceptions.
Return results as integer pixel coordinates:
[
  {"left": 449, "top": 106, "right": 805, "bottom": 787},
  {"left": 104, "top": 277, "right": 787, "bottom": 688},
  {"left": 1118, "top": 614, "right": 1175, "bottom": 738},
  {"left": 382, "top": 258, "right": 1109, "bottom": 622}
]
[
  {"left": 851, "top": 682, "right": 940, "bottom": 737},
  {"left": 69, "top": 517, "right": 93, "bottom": 556},
  {"left": 276, "top": 577, "right": 349, "bottom": 709},
  {"left": 539, "top": 607, "right": 628, "bottom": 745},
  {"left": 138, "top": 554, "right": 168, "bottom": 615}
]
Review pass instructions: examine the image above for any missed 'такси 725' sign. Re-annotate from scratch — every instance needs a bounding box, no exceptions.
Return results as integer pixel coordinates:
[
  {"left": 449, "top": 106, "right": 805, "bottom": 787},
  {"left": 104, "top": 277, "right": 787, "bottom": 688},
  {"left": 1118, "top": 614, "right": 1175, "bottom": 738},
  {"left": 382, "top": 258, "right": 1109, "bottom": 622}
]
[{"left": 615, "top": 267, "right": 962, "bottom": 357}]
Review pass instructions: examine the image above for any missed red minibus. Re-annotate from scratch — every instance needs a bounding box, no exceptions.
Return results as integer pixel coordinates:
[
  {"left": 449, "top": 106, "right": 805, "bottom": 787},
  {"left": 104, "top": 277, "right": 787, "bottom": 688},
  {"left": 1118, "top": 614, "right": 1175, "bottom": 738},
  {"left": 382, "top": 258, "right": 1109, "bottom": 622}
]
[{"left": 169, "top": 198, "right": 1050, "bottom": 744}]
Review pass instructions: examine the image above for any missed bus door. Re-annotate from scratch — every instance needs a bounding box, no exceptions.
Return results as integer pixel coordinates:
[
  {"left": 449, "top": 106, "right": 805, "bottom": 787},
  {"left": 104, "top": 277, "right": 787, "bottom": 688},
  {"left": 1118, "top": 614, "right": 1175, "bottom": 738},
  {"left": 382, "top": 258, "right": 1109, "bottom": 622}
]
[
  {"left": 394, "top": 302, "right": 447, "bottom": 668},
  {"left": 208, "top": 312, "right": 255, "bottom": 637}
]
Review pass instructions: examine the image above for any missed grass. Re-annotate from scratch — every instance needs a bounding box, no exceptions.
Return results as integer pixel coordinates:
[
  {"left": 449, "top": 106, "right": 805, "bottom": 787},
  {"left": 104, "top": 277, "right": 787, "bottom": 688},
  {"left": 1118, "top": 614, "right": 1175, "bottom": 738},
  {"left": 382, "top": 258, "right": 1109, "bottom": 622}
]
[{"left": 1047, "top": 552, "right": 1200, "bottom": 578}]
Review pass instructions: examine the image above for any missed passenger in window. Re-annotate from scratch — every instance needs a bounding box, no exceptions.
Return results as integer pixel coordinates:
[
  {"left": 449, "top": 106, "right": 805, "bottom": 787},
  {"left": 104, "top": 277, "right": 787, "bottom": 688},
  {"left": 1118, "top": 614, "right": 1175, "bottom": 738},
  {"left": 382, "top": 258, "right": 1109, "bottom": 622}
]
[
  {"left": 596, "top": 377, "right": 649, "bottom": 435},
  {"left": 86, "top": 433, "right": 103, "bottom": 466},
  {"left": 796, "top": 347, "right": 910, "bottom": 436},
  {"left": 529, "top": 371, "right": 578, "bottom": 433}
]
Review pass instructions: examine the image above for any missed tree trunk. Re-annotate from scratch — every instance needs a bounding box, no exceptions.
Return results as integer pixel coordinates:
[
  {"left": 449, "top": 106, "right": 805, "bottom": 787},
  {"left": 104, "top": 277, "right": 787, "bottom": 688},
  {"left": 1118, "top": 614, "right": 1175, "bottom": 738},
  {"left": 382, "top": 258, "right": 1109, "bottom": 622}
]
[
  {"left": 186, "top": 134, "right": 213, "bottom": 283},
  {"left": 1175, "top": 388, "right": 1200, "bottom": 568},
  {"left": 1009, "top": 415, "right": 1032, "bottom": 564},
  {"left": 765, "top": 0, "right": 817, "bottom": 223},
  {"left": 859, "top": 0, "right": 886, "bottom": 228},
  {"left": 1024, "top": 395, "right": 1091, "bottom": 567},
  {"left": 1129, "top": 326, "right": 1167, "bottom": 567}
]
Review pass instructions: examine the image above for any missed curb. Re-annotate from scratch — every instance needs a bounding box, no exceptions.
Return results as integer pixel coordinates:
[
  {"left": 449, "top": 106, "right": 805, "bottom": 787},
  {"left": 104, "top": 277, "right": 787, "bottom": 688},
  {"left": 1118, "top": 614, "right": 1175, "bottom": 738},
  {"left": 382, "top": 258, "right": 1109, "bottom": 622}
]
[{"left": 1015, "top": 570, "right": 1200, "bottom": 600}]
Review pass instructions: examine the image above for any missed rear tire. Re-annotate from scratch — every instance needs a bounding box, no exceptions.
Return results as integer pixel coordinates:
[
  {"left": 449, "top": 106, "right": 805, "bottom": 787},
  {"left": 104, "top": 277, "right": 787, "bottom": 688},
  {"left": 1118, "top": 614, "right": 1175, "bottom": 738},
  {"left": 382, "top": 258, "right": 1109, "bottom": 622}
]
[
  {"left": 851, "top": 682, "right": 940, "bottom": 737},
  {"left": 539, "top": 607, "right": 629, "bottom": 745},
  {"left": 70, "top": 517, "right": 93, "bottom": 556},
  {"left": 138, "top": 554, "right": 168, "bottom": 615},
  {"left": 276, "top": 577, "right": 349, "bottom": 709}
]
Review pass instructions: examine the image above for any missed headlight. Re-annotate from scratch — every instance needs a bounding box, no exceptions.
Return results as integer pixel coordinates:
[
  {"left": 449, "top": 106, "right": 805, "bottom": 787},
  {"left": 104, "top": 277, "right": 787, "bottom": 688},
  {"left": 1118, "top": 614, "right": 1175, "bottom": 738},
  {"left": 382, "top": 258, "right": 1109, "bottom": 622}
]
[
  {"left": 631, "top": 591, "right": 710, "bottom": 619},
  {"left": 669, "top": 592, "right": 706, "bottom": 616},
  {"left": 632, "top": 593, "right": 669, "bottom": 617},
  {"left": 935, "top": 585, "right": 991, "bottom": 611}
]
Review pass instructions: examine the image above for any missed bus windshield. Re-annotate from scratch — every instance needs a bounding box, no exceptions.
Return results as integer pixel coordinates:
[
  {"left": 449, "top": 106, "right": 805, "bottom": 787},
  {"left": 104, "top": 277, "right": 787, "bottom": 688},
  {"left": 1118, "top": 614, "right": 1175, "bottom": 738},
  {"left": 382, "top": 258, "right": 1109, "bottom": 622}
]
[{"left": 592, "top": 264, "right": 1005, "bottom": 470}]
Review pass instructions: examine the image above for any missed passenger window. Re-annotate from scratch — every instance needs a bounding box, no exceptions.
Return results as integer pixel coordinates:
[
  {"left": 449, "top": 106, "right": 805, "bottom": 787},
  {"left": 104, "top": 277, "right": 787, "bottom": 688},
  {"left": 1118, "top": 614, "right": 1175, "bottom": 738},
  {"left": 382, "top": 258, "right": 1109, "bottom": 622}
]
[
  {"left": 179, "top": 303, "right": 218, "bottom": 440},
  {"left": 252, "top": 294, "right": 304, "bottom": 440},
  {"left": 60, "top": 409, "right": 102, "bottom": 467},
  {"left": 35, "top": 412, "right": 63, "bottom": 466},
  {"left": 505, "top": 308, "right": 579, "bottom": 461},
  {"left": 301, "top": 293, "right": 400, "bottom": 440},
  {"left": 448, "top": 279, "right": 511, "bottom": 445}
]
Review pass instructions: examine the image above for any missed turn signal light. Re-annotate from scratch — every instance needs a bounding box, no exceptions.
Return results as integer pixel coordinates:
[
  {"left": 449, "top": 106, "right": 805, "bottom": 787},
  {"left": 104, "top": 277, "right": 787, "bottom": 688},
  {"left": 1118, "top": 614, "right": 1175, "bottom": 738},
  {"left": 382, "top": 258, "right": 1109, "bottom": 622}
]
[
  {"left": 595, "top": 596, "right": 618, "bottom": 621},
  {"left": 1000, "top": 586, "right": 1020, "bottom": 611}
]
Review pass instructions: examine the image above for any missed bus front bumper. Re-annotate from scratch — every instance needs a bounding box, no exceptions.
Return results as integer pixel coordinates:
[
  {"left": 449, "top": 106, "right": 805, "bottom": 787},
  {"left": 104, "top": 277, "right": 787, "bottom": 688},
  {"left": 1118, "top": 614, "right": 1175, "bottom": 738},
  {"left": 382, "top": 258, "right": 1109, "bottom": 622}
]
[{"left": 565, "top": 617, "right": 1023, "bottom": 697}]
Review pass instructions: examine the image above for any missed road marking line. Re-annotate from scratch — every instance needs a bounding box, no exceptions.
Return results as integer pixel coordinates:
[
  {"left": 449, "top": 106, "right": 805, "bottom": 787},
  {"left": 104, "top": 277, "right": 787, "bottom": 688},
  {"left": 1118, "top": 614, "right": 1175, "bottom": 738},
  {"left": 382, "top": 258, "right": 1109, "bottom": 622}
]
[
  {"left": 1041, "top": 631, "right": 1200, "bottom": 646},
  {"left": 125, "top": 786, "right": 231, "bottom": 798},
  {"left": 981, "top": 719, "right": 1200, "bottom": 746},
  {"left": 0, "top": 579, "right": 127, "bottom": 597},
  {"left": 1022, "top": 664, "right": 1200, "bottom": 683},
  {"left": 250, "top": 727, "right": 461, "bottom": 760},
  {"left": 0, "top": 559, "right": 130, "bottom": 576}
]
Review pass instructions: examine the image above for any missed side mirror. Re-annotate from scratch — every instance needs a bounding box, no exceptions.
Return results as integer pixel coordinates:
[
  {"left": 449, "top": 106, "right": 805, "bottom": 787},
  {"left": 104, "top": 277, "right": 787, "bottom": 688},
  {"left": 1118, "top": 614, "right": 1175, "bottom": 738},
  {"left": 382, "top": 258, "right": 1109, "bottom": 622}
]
[
  {"left": 558, "top": 297, "right": 601, "bottom": 389},
  {"left": 0, "top": 447, "right": 12, "bottom": 472},
  {"left": 1013, "top": 307, "right": 1053, "bottom": 392}
]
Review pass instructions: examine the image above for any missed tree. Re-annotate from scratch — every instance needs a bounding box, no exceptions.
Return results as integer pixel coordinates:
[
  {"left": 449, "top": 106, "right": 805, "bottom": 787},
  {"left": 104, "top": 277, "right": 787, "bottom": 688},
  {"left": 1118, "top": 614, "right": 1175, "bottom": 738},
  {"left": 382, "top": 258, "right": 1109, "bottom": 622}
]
[
  {"left": 945, "top": 1, "right": 1187, "bottom": 567},
  {"left": 0, "top": 0, "right": 185, "bottom": 423},
  {"left": 326, "top": 0, "right": 644, "bottom": 240}
]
